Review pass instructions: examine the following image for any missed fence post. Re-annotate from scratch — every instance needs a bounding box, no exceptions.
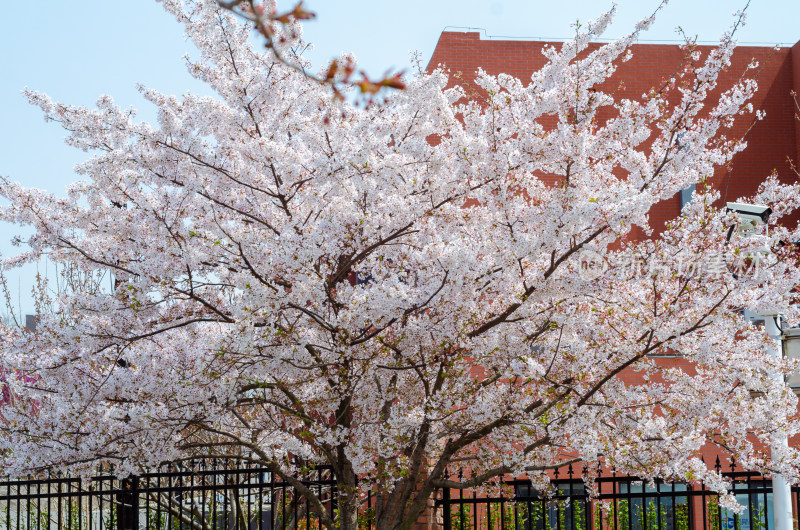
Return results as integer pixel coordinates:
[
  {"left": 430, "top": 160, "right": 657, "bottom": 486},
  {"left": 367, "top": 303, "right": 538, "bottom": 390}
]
[
  {"left": 117, "top": 476, "right": 139, "bottom": 530},
  {"left": 441, "top": 486, "right": 450, "bottom": 530}
]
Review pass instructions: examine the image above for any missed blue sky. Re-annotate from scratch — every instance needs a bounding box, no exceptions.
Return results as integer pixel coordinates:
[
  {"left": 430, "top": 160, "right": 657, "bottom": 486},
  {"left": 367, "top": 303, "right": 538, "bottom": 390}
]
[{"left": 1, "top": 0, "right": 799, "bottom": 317}]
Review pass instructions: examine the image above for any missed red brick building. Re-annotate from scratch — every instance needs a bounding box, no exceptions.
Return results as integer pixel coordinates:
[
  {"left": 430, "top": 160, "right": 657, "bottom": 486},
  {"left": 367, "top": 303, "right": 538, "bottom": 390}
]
[
  {"left": 427, "top": 32, "right": 800, "bottom": 235},
  {"left": 421, "top": 32, "right": 800, "bottom": 529}
]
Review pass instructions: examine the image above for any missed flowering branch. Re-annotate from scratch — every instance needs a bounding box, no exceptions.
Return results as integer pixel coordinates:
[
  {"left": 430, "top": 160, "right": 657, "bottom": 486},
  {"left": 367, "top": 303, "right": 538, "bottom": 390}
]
[{"left": 216, "top": 0, "right": 406, "bottom": 101}]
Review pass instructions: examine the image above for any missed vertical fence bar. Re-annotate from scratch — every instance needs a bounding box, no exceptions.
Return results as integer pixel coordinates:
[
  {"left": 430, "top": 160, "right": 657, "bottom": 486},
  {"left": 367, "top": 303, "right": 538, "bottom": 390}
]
[
  {"left": 100, "top": 474, "right": 105, "bottom": 530},
  {"left": 57, "top": 474, "right": 63, "bottom": 530},
  {"left": 158, "top": 471, "right": 166, "bottom": 530},
  {"left": 213, "top": 460, "right": 219, "bottom": 530},
  {"left": 367, "top": 478, "right": 372, "bottom": 530},
  {"left": 305, "top": 474, "right": 311, "bottom": 530},
  {"left": 248, "top": 464, "right": 254, "bottom": 530},
  {"left": 700, "top": 476, "right": 708, "bottom": 530},
  {"left": 748, "top": 476, "right": 756, "bottom": 530},
  {"left": 317, "top": 465, "right": 322, "bottom": 530},
  {"left": 281, "top": 478, "right": 286, "bottom": 530},
  {"left": 79, "top": 478, "right": 84, "bottom": 530},
  {"left": 583, "top": 463, "right": 591, "bottom": 530},
  {"left": 258, "top": 464, "right": 264, "bottom": 530},
  {"left": 67, "top": 477, "right": 73, "bottom": 530},
  {"left": 294, "top": 470, "right": 299, "bottom": 530},
  {"left": 610, "top": 468, "right": 618, "bottom": 530},
  {"left": 554, "top": 467, "right": 561, "bottom": 530},
  {"left": 500, "top": 483, "right": 505, "bottom": 530},
  {"left": 569, "top": 465, "right": 576, "bottom": 530},
  {"left": 655, "top": 482, "right": 661, "bottom": 530},
  {"left": 88, "top": 478, "right": 94, "bottom": 530},
  {"left": 330, "top": 467, "right": 337, "bottom": 527},
  {"left": 188, "top": 463, "right": 195, "bottom": 530},
  {"left": 15, "top": 477, "right": 21, "bottom": 530},
  {"left": 459, "top": 468, "right": 465, "bottom": 530},
  {"left": 472, "top": 486, "right": 477, "bottom": 530},
  {"left": 37, "top": 474, "right": 43, "bottom": 530},
  {"left": 719, "top": 459, "right": 727, "bottom": 530},
  {"left": 143, "top": 473, "right": 149, "bottom": 530},
  {"left": 269, "top": 465, "right": 275, "bottom": 530},
  {"left": 443, "top": 477, "right": 451, "bottom": 530}
]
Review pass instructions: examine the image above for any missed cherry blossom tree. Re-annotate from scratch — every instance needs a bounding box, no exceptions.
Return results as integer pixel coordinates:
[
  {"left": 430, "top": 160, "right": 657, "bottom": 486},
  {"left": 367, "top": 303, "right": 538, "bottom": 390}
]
[{"left": 2, "top": 1, "right": 800, "bottom": 529}]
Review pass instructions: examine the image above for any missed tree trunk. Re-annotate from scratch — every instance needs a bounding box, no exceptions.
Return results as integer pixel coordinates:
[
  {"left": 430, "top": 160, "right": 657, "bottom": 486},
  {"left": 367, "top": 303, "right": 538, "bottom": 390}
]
[
  {"left": 338, "top": 489, "right": 360, "bottom": 530},
  {"left": 373, "top": 485, "right": 438, "bottom": 530}
]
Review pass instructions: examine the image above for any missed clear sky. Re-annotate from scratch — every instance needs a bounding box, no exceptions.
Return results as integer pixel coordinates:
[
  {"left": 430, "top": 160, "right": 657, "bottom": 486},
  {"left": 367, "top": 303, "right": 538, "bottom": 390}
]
[{"left": 1, "top": 0, "right": 799, "bottom": 317}]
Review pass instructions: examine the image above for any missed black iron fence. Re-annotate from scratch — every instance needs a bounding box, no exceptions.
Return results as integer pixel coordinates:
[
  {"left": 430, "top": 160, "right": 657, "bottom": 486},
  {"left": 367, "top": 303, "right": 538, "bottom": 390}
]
[
  {"left": 1, "top": 458, "right": 797, "bottom": 530},
  {"left": 438, "top": 459, "right": 799, "bottom": 530},
  {"left": 0, "top": 460, "right": 336, "bottom": 530}
]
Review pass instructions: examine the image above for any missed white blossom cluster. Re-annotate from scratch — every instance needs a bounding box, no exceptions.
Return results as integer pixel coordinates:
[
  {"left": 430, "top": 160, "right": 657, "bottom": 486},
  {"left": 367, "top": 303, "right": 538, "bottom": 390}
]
[{"left": 1, "top": 1, "right": 799, "bottom": 526}]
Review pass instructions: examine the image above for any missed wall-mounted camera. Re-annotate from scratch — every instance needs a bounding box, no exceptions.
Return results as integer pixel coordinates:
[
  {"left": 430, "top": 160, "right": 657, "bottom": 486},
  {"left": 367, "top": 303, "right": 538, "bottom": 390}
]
[
  {"left": 726, "top": 202, "right": 771, "bottom": 225},
  {"left": 726, "top": 202, "right": 772, "bottom": 240}
]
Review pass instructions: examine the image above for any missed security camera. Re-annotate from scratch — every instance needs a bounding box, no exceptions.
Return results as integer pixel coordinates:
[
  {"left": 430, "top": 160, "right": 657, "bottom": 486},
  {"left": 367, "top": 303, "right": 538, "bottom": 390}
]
[
  {"left": 726, "top": 202, "right": 772, "bottom": 226},
  {"left": 726, "top": 202, "right": 772, "bottom": 240}
]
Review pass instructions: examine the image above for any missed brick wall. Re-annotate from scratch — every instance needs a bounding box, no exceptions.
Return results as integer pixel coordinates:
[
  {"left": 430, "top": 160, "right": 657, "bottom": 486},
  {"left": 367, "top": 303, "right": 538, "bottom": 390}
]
[{"left": 427, "top": 32, "right": 800, "bottom": 235}]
